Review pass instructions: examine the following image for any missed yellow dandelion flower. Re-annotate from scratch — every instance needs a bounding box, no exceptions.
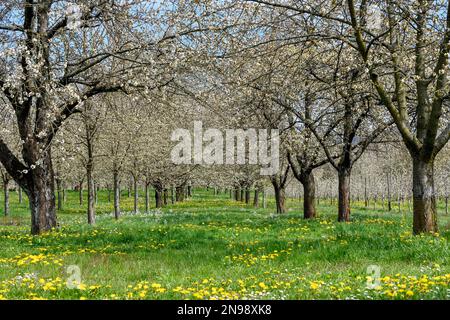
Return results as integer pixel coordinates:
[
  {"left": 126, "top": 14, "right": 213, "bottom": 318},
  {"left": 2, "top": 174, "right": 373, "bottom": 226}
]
[{"left": 258, "top": 282, "right": 268, "bottom": 290}]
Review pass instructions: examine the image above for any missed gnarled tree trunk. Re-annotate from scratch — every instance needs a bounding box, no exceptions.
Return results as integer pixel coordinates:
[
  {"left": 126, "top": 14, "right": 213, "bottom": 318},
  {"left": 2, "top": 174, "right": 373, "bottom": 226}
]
[
  {"left": 27, "top": 152, "right": 57, "bottom": 234},
  {"left": 338, "top": 168, "right": 351, "bottom": 222},
  {"left": 412, "top": 156, "right": 438, "bottom": 234},
  {"left": 301, "top": 171, "right": 316, "bottom": 219},
  {"left": 273, "top": 184, "right": 286, "bottom": 214}
]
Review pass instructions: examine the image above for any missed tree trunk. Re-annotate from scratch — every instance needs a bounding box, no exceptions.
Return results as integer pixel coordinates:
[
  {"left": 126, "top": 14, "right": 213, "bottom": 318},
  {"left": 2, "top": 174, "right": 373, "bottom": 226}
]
[
  {"left": 236, "top": 187, "right": 241, "bottom": 201},
  {"left": 407, "top": 196, "right": 411, "bottom": 213},
  {"left": 338, "top": 168, "right": 351, "bottom": 222},
  {"left": 263, "top": 189, "right": 266, "bottom": 208},
  {"left": 27, "top": 153, "right": 57, "bottom": 234},
  {"left": 87, "top": 163, "right": 95, "bottom": 224},
  {"left": 387, "top": 172, "right": 392, "bottom": 211},
  {"left": 3, "top": 179, "right": 9, "bottom": 216},
  {"left": 364, "top": 177, "right": 368, "bottom": 207},
  {"left": 79, "top": 181, "right": 83, "bottom": 206},
  {"left": 412, "top": 157, "right": 438, "bottom": 234},
  {"left": 163, "top": 189, "right": 168, "bottom": 206},
  {"left": 171, "top": 186, "right": 175, "bottom": 204},
  {"left": 113, "top": 170, "right": 120, "bottom": 219},
  {"left": 245, "top": 188, "right": 250, "bottom": 204},
  {"left": 374, "top": 193, "right": 377, "bottom": 210},
  {"left": 253, "top": 188, "right": 259, "bottom": 208},
  {"left": 301, "top": 171, "right": 316, "bottom": 219},
  {"left": 176, "top": 184, "right": 185, "bottom": 202},
  {"left": 445, "top": 185, "right": 448, "bottom": 215},
  {"left": 56, "top": 177, "right": 63, "bottom": 211},
  {"left": 145, "top": 183, "right": 150, "bottom": 213},
  {"left": 18, "top": 183, "right": 23, "bottom": 204},
  {"left": 273, "top": 185, "right": 286, "bottom": 214},
  {"left": 155, "top": 187, "right": 163, "bottom": 208},
  {"left": 133, "top": 176, "right": 138, "bottom": 214},
  {"left": 445, "top": 195, "right": 448, "bottom": 215},
  {"left": 187, "top": 185, "right": 192, "bottom": 197}
]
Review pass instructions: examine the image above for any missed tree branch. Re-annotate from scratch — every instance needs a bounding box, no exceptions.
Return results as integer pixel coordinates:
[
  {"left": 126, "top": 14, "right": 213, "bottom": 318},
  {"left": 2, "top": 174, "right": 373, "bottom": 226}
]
[{"left": 0, "top": 139, "right": 29, "bottom": 189}]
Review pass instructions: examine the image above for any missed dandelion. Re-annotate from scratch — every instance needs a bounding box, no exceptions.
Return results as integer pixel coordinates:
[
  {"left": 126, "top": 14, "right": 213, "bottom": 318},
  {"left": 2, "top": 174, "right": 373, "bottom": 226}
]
[
  {"left": 138, "top": 291, "right": 147, "bottom": 298},
  {"left": 258, "top": 282, "right": 268, "bottom": 290},
  {"left": 193, "top": 292, "right": 204, "bottom": 299},
  {"left": 310, "top": 281, "right": 322, "bottom": 290}
]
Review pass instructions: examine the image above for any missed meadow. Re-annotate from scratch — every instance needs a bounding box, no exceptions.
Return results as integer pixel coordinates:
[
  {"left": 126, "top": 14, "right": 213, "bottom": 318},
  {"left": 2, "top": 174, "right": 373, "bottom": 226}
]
[{"left": 0, "top": 189, "right": 449, "bottom": 300}]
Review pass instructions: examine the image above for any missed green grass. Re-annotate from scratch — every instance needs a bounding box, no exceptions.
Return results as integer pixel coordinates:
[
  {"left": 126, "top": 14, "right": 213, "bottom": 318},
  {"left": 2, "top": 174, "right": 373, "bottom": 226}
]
[{"left": 0, "top": 188, "right": 449, "bottom": 300}]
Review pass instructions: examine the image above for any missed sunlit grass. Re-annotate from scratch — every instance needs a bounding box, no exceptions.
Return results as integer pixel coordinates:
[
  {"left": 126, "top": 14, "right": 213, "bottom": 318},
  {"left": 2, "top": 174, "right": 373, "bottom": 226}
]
[{"left": 0, "top": 189, "right": 448, "bottom": 300}]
